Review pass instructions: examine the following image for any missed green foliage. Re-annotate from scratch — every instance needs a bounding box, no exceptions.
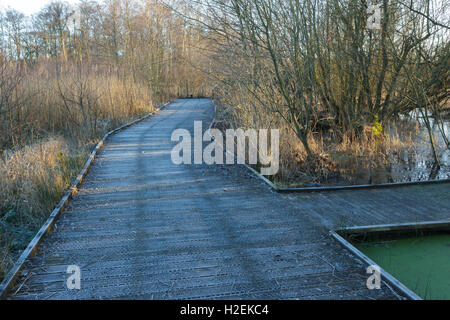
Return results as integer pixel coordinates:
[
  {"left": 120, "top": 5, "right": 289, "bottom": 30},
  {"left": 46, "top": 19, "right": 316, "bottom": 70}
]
[{"left": 371, "top": 115, "right": 383, "bottom": 139}]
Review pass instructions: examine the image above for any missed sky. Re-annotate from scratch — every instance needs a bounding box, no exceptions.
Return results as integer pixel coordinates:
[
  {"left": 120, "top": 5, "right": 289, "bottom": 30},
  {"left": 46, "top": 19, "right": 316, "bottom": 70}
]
[{"left": 0, "top": 0, "right": 80, "bottom": 16}]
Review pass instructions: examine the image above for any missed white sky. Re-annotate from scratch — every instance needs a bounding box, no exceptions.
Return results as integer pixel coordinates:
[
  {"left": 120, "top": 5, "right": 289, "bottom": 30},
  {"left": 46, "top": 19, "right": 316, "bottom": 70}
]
[{"left": 0, "top": 0, "right": 80, "bottom": 16}]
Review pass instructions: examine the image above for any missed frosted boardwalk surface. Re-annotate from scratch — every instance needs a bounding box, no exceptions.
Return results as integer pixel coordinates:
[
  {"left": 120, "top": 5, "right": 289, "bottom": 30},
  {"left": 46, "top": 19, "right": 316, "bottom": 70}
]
[{"left": 9, "top": 99, "right": 450, "bottom": 299}]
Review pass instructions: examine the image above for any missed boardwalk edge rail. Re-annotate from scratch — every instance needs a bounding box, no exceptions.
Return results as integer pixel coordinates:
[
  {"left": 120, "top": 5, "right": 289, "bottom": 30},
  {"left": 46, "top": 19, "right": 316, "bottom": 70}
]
[
  {"left": 0, "top": 101, "right": 172, "bottom": 299},
  {"left": 330, "top": 230, "right": 422, "bottom": 300},
  {"left": 211, "top": 101, "right": 446, "bottom": 300}
]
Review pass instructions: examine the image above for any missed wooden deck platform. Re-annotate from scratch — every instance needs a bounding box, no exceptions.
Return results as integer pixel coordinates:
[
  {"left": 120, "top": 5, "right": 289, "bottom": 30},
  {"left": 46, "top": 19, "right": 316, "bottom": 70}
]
[{"left": 8, "top": 99, "right": 450, "bottom": 299}]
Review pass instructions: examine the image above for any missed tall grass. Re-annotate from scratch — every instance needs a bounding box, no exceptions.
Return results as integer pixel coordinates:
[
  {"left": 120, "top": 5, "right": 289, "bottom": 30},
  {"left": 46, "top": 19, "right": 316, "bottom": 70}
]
[
  {"left": 14, "top": 62, "right": 153, "bottom": 144},
  {"left": 0, "top": 60, "right": 157, "bottom": 281},
  {"left": 0, "top": 138, "right": 88, "bottom": 280},
  {"left": 213, "top": 89, "right": 420, "bottom": 187}
]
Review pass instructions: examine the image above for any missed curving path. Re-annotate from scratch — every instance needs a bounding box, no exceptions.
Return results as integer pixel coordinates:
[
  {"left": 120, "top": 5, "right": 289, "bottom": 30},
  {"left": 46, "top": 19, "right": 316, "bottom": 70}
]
[{"left": 8, "top": 99, "right": 450, "bottom": 299}]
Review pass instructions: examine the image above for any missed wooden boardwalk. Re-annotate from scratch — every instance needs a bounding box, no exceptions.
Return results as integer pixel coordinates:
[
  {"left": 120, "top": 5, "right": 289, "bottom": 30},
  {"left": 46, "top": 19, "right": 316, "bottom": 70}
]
[{"left": 9, "top": 99, "right": 450, "bottom": 299}]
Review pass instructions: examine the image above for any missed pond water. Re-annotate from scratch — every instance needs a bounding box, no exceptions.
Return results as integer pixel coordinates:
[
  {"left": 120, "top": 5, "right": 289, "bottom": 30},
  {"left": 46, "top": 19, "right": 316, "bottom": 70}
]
[
  {"left": 330, "top": 116, "right": 450, "bottom": 185},
  {"left": 356, "top": 234, "right": 450, "bottom": 300}
]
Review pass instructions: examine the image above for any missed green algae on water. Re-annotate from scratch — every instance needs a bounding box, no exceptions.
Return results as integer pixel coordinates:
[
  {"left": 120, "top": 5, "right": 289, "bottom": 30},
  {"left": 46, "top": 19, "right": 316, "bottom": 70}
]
[{"left": 356, "top": 234, "right": 450, "bottom": 300}]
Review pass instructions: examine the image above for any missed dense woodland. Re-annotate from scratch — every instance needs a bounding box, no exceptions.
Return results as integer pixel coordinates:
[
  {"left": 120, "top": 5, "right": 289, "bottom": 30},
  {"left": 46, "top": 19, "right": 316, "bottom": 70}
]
[
  {"left": 0, "top": 0, "right": 211, "bottom": 148},
  {"left": 0, "top": 0, "right": 449, "bottom": 279},
  {"left": 196, "top": 0, "right": 449, "bottom": 184}
]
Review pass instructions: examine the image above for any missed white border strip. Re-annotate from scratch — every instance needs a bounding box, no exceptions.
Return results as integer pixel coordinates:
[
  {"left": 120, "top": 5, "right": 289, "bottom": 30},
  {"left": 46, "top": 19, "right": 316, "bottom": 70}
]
[{"left": 0, "top": 101, "right": 171, "bottom": 299}]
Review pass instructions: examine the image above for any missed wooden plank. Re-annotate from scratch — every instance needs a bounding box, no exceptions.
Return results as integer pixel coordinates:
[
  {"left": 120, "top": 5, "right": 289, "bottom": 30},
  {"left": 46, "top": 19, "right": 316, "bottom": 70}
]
[
  {"left": 0, "top": 102, "right": 171, "bottom": 300},
  {"left": 4, "top": 99, "right": 448, "bottom": 300}
]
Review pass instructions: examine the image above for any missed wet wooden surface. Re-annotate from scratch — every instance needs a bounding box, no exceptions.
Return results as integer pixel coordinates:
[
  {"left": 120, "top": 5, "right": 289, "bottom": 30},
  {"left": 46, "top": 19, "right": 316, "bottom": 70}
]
[{"left": 9, "top": 99, "right": 450, "bottom": 299}]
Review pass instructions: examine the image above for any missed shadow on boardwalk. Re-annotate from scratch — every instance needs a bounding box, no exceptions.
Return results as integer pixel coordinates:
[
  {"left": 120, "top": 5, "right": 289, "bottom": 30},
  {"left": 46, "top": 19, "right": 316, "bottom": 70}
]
[{"left": 8, "top": 99, "right": 450, "bottom": 299}]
